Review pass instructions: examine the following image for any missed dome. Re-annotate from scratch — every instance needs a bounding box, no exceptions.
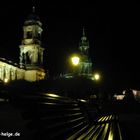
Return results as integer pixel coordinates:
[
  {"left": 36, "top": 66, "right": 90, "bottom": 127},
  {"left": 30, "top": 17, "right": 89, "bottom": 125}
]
[
  {"left": 24, "top": 13, "right": 42, "bottom": 26},
  {"left": 26, "top": 13, "right": 40, "bottom": 21},
  {"left": 24, "top": 6, "right": 42, "bottom": 26}
]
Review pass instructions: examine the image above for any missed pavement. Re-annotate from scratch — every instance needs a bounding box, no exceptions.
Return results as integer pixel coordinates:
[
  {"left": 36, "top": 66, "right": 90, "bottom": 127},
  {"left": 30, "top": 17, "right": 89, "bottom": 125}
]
[
  {"left": 1, "top": 98, "right": 140, "bottom": 140},
  {"left": 0, "top": 100, "right": 30, "bottom": 139},
  {"left": 119, "top": 113, "right": 140, "bottom": 140}
]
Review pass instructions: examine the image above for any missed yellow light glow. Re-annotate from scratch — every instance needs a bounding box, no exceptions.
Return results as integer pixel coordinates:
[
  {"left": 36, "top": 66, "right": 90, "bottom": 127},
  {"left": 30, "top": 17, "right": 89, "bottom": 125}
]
[
  {"left": 116, "top": 95, "right": 125, "bottom": 100},
  {"left": 71, "top": 56, "right": 80, "bottom": 66},
  {"left": 47, "top": 93, "right": 60, "bottom": 98},
  {"left": 80, "top": 99, "right": 87, "bottom": 102},
  {"left": 108, "top": 130, "right": 113, "bottom": 140},
  {"left": 94, "top": 74, "right": 100, "bottom": 80},
  {"left": 92, "top": 73, "right": 101, "bottom": 81},
  {"left": 4, "top": 78, "right": 9, "bottom": 83}
]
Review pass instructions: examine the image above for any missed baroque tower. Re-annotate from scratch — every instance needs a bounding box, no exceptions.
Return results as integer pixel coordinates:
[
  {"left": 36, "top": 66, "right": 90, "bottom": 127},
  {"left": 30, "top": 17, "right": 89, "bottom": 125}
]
[{"left": 19, "top": 7, "right": 46, "bottom": 81}]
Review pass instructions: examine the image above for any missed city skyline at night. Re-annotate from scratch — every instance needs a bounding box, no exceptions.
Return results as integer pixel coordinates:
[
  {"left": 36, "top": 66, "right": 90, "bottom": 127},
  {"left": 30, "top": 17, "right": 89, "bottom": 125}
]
[{"left": 0, "top": 1, "right": 140, "bottom": 90}]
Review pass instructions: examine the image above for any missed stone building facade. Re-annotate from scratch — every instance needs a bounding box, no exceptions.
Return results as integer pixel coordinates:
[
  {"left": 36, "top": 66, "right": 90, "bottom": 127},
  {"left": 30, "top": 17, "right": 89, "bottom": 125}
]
[{"left": 0, "top": 8, "right": 46, "bottom": 83}]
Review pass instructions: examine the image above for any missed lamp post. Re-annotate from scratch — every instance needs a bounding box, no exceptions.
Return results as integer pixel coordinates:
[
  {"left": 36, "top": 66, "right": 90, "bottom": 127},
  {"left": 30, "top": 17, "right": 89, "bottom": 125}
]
[
  {"left": 92, "top": 73, "right": 100, "bottom": 81},
  {"left": 70, "top": 55, "right": 80, "bottom": 75},
  {"left": 71, "top": 56, "right": 80, "bottom": 66},
  {"left": 4, "top": 78, "right": 9, "bottom": 83},
  {"left": 94, "top": 73, "right": 100, "bottom": 81}
]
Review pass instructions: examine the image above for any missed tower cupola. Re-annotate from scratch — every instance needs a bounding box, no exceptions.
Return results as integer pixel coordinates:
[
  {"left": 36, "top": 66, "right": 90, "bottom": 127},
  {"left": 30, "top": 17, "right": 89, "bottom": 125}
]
[{"left": 19, "top": 6, "right": 45, "bottom": 69}]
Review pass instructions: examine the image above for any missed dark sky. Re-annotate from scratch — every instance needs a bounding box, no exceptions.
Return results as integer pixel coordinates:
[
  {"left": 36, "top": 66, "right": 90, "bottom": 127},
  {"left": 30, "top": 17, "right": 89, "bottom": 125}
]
[{"left": 0, "top": 0, "right": 140, "bottom": 91}]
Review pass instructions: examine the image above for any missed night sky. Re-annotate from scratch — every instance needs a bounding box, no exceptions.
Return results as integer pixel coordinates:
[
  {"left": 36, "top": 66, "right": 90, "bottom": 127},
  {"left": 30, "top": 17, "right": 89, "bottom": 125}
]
[{"left": 0, "top": 0, "right": 140, "bottom": 91}]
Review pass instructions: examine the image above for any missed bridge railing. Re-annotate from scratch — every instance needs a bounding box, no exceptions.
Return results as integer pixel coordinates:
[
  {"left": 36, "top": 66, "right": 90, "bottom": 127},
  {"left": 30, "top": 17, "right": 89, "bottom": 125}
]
[{"left": 11, "top": 92, "right": 122, "bottom": 140}]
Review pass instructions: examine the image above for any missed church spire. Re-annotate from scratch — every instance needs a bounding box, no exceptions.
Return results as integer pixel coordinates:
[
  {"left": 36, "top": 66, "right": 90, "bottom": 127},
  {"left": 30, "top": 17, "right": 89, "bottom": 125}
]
[
  {"left": 32, "top": 0, "right": 37, "bottom": 13},
  {"left": 32, "top": 6, "right": 35, "bottom": 13},
  {"left": 83, "top": 27, "right": 85, "bottom": 37},
  {"left": 79, "top": 28, "right": 89, "bottom": 55},
  {"left": 81, "top": 27, "right": 87, "bottom": 41}
]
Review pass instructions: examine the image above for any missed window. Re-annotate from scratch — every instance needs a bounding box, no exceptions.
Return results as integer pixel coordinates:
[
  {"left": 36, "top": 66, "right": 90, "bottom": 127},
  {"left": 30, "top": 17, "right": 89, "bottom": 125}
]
[{"left": 26, "top": 31, "right": 32, "bottom": 39}]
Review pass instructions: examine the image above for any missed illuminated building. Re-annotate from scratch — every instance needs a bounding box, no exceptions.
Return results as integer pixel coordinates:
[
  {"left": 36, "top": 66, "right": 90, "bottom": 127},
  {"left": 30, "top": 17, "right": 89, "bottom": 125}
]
[
  {"left": 63, "top": 28, "right": 93, "bottom": 79},
  {"left": 0, "top": 7, "right": 46, "bottom": 82},
  {"left": 78, "top": 28, "right": 93, "bottom": 78}
]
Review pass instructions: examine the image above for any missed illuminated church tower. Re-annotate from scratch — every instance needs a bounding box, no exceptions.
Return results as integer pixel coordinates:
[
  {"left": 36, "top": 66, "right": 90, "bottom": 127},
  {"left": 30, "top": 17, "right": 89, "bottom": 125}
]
[
  {"left": 78, "top": 28, "right": 92, "bottom": 78},
  {"left": 19, "top": 7, "right": 46, "bottom": 81},
  {"left": 62, "top": 28, "right": 93, "bottom": 79}
]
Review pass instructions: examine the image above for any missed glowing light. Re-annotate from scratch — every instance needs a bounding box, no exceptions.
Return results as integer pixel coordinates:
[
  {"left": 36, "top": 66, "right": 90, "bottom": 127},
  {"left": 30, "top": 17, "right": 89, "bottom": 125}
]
[
  {"left": 116, "top": 95, "right": 125, "bottom": 100},
  {"left": 79, "top": 99, "right": 87, "bottom": 102},
  {"left": 94, "top": 73, "right": 100, "bottom": 80},
  {"left": 122, "top": 90, "right": 126, "bottom": 95},
  {"left": 108, "top": 130, "right": 113, "bottom": 140},
  {"left": 4, "top": 78, "right": 9, "bottom": 83},
  {"left": 71, "top": 56, "right": 80, "bottom": 66},
  {"left": 132, "top": 90, "right": 137, "bottom": 96},
  {"left": 92, "top": 73, "right": 100, "bottom": 81},
  {"left": 47, "top": 93, "right": 60, "bottom": 98}
]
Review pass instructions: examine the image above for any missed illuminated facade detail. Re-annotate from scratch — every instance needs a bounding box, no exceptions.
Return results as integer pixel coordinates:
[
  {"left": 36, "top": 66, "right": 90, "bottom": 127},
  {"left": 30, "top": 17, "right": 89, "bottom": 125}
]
[
  {"left": 113, "top": 94, "right": 125, "bottom": 100},
  {"left": 0, "top": 58, "right": 25, "bottom": 82},
  {"left": 19, "top": 10, "right": 44, "bottom": 68},
  {"left": 63, "top": 28, "right": 93, "bottom": 79},
  {"left": 78, "top": 28, "right": 92, "bottom": 78},
  {"left": 19, "top": 8, "right": 45, "bottom": 81},
  {"left": 0, "top": 7, "right": 46, "bottom": 82}
]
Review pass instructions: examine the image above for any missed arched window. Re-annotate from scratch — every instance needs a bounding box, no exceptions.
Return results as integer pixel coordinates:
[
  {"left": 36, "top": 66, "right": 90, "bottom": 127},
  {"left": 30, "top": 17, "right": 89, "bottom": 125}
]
[{"left": 26, "top": 31, "right": 32, "bottom": 39}]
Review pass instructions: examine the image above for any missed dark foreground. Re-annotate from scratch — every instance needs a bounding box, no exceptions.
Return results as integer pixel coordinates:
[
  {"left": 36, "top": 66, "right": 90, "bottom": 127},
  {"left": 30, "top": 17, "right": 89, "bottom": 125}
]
[
  {"left": 103, "top": 101, "right": 140, "bottom": 140},
  {"left": 0, "top": 96, "right": 140, "bottom": 139}
]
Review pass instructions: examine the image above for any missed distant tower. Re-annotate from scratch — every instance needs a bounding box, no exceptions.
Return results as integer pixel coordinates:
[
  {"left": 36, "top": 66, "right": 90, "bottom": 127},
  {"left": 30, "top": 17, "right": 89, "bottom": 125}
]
[
  {"left": 19, "top": 6, "right": 46, "bottom": 81},
  {"left": 79, "top": 28, "right": 89, "bottom": 55},
  {"left": 78, "top": 28, "right": 92, "bottom": 77}
]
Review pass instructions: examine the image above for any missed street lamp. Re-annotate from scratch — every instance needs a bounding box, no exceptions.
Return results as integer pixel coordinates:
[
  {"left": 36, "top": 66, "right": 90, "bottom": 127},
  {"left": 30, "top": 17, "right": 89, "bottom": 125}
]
[
  {"left": 69, "top": 55, "right": 80, "bottom": 75},
  {"left": 4, "top": 78, "right": 9, "bottom": 83},
  {"left": 92, "top": 73, "right": 100, "bottom": 81},
  {"left": 71, "top": 56, "right": 80, "bottom": 66},
  {"left": 94, "top": 73, "right": 100, "bottom": 80}
]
